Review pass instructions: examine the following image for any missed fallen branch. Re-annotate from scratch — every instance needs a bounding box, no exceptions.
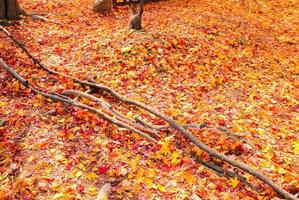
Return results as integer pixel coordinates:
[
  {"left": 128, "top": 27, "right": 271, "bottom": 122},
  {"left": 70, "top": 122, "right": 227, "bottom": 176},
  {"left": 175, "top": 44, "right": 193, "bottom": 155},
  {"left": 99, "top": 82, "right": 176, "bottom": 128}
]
[
  {"left": 0, "top": 28, "right": 296, "bottom": 199},
  {"left": 0, "top": 58, "right": 157, "bottom": 143},
  {"left": 40, "top": 87, "right": 97, "bottom": 116},
  {"left": 0, "top": 26, "right": 55, "bottom": 74},
  {"left": 62, "top": 90, "right": 159, "bottom": 138},
  {"left": 193, "top": 154, "right": 260, "bottom": 192},
  {"left": 20, "top": 9, "right": 62, "bottom": 25},
  {"left": 135, "top": 118, "right": 242, "bottom": 140}
]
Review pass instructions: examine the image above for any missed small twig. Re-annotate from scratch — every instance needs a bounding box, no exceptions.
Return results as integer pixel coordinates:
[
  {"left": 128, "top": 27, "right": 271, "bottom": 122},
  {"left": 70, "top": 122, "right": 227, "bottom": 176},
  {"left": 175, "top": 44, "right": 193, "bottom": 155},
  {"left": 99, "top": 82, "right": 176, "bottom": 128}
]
[
  {"left": 21, "top": 11, "right": 62, "bottom": 25},
  {"left": 135, "top": 119, "right": 241, "bottom": 140},
  {"left": 205, "top": 125, "right": 243, "bottom": 139},
  {"left": 40, "top": 89, "right": 93, "bottom": 116},
  {"left": 135, "top": 117, "right": 157, "bottom": 129},
  {"left": 155, "top": 123, "right": 208, "bottom": 131},
  {"left": 40, "top": 109, "right": 56, "bottom": 116}
]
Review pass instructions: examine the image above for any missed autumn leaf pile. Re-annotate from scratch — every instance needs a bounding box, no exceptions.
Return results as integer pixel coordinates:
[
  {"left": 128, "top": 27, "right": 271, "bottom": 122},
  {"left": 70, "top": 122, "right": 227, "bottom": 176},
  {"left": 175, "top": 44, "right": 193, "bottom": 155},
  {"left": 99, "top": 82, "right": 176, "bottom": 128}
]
[{"left": 0, "top": 0, "right": 298, "bottom": 199}]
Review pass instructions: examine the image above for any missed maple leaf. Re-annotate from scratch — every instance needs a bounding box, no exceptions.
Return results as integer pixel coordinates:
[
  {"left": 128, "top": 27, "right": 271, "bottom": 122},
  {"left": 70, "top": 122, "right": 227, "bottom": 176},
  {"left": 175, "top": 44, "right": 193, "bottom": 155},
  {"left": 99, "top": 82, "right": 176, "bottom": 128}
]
[
  {"left": 98, "top": 166, "right": 108, "bottom": 174},
  {"left": 229, "top": 177, "right": 240, "bottom": 188},
  {"left": 76, "top": 184, "right": 85, "bottom": 193},
  {"left": 171, "top": 151, "right": 181, "bottom": 165},
  {"left": 85, "top": 172, "right": 98, "bottom": 181},
  {"left": 160, "top": 142, "right": 170, "bottom": 155},
  {"left": 292, "top": 141, "right": 299, "bottom": 155},
  {"left": 70, "top": 168, "right": 83, "bottom": 178},
  {"left": 87, "top": 186, "right": 98, "bottom": 196},
  {"left": 144, "top": 178, "right": 154, "bottom": 187},
  {"left": 136, "top": 168, "right": 144, "bottom": 184},
  {"left": 158, "top": 135, "right": 175, "bottom": 155},
  {"left": 157, "top": 184, "right": 166, "bottom": 192}
]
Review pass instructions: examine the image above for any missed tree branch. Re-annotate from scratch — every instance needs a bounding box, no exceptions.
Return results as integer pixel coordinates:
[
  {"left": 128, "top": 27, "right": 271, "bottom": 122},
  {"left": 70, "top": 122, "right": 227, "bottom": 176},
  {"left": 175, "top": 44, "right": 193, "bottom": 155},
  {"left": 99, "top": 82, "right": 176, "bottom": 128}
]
[
  {"left": 62, "top": 90, "right": 160, "bottom": 138},
  {"left": 0, "top": 58, "right": 157, "bottom": 143}
]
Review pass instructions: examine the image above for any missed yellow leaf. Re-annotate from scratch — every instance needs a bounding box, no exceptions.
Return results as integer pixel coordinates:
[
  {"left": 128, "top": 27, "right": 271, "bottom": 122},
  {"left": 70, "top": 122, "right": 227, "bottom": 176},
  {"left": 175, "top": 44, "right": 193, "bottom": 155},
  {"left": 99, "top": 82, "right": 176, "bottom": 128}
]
[
  {"left": 70, "top": 168, "right": 82, "bottom": 178},
  {"left": 53, "top": 193, "right": 64, "bottom": 199},
  {"left": 85, "top": 172, "right": 98, "bottom": 181},
  {"left": 68, "top": 133, "right": 75, "bottom": 140},
  {"left": 277, "top": 167, "right": 287, "bottom": 174},
  {"left": 229, "top": 177, "right": 240, "bottom": 188},
  {"left": 144, "top": 178, "right": 154, "bottom": 187},
  {"left": 292, "top": 140, "right": 299, "bottom": 155},
  {"left": 160, "top": 142, "right": 170, "bottom": 155},
  {"left": 157, "top": 184, "right": 166, "bottom": 192},
  {"left": 147, "top": 168, "right": 156, "bottom": 178},
  {"left": 52, "top": 184, "right": 62, "bottom": 192},
  {"left": 169, "top": 108, "right": 180, "bottom": 116},
  {"left": 88, "top": 186, "right": 98, "bottom": 196},
  {"left": 0, "top": 101, "right": 6, "bottom": 107},
  {"left": 121, "top": 45, "right": 132, "bottom": 53},
  {"left": 171, "top": 151, "right": 180, "bottom": 165},
  {"left": 136, "top": 168, "right": 144, "bottom": 183},
  {"left": 72, "top": 127, "right": 80, "bottom": 132},
  {"left": 35, "top": 94, "right": 43, "bottom": 100}
]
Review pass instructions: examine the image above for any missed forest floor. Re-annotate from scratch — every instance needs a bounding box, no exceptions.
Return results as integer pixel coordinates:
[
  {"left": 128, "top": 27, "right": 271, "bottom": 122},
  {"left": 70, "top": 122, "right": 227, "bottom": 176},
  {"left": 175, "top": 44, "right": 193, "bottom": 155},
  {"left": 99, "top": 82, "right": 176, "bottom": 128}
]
[{"left": 0, "top": 0, "right": 298, "bottom": 199}]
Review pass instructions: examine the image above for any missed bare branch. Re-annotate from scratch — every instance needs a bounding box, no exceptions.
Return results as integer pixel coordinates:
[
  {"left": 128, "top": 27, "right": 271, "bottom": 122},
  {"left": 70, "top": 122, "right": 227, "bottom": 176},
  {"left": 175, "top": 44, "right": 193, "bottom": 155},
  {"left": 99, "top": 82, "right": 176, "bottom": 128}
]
[
  {"left": 62, "top": 90, "right": 160, "bottom": 138},
  {"left": 0, "top": 58, "right": 157, "bottom": 143}
]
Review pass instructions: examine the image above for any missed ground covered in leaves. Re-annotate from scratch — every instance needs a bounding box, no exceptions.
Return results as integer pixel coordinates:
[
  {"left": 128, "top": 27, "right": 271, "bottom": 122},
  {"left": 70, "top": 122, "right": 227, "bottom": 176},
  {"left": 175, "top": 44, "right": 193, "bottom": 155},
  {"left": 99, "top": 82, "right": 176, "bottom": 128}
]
[{"left": 0, "top": 0, "right": 298, "bottom": 199}]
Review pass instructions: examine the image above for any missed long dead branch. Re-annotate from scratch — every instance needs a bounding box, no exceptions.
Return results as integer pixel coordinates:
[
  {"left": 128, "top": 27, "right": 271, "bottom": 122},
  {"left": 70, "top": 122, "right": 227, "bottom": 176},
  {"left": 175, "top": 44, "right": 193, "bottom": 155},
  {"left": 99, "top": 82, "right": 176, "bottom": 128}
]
[
  {"left": 0, "top": 27, "right": 296, "bottom": 199},
  {"left": 0, "top": 58, "right": 157, "bottom": 143}
]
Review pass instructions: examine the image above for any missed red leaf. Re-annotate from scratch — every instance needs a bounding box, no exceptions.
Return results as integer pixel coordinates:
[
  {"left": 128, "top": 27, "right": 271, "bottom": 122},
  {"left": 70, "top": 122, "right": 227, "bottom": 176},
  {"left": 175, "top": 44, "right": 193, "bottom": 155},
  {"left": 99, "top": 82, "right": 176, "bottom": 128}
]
[
  {"left": 76, "top": 184, "right": 85, "bottom": 193},
  {"left": 98, "top": 166, "right": 108, "bottom": 174}
]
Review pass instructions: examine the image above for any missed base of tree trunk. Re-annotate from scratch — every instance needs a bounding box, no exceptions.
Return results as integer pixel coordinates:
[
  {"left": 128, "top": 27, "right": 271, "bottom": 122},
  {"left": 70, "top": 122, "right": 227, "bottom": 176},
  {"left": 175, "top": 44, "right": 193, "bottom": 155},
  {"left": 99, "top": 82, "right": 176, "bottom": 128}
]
[
  {"left": 93, "top": 0, "right": 113, "bottom": 12},
  {"left": 0, "top": 0, "right": 21, "bottom": 20}
]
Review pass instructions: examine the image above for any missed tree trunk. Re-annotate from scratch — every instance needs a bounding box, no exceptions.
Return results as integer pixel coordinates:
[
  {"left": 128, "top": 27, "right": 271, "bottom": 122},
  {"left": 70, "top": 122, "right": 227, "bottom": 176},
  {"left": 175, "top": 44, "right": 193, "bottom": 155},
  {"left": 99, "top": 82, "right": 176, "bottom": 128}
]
[
  {"left": 93, "top": 0, "right": 113, "bottom": 12},
  {"left": 0, "top": 0, "right": 20, "bottom": 20}
]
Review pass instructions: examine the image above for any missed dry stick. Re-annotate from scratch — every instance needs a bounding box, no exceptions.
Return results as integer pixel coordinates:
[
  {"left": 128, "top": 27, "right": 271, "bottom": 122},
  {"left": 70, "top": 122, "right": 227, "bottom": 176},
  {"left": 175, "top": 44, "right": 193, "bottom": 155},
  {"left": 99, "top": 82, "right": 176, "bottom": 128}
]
[
  {"left": 137, "top": 115, "right": 257, "bottom": 191},
  {"left": 0, "top": 28, "right": 296, "bottom": 199},
  {"left": 61, "top": 90, "right": 160, "bottom": 138},
  {"left": 205, "top": 125, "right": 243, "bottom": 139},
  {"left": 172, "top": 136, "right": 260, "bottom": 192},
  {"left": 193, "top": 155, "right": 260, "bottom": 192},
  {"left": 20, "top": 9, "right": 62, "bottom": 25},
  {"left": 155, "top": 123, "right": 242, "bottom": 141},
  {"left": 0, "top": 59, "right": 157, "bottom": 144},
  {"left": 40, "top": 89, "right": 93, "bottom": 116},
  {"left": 0, "top": 26, "right": 55, "bottom": 74}
]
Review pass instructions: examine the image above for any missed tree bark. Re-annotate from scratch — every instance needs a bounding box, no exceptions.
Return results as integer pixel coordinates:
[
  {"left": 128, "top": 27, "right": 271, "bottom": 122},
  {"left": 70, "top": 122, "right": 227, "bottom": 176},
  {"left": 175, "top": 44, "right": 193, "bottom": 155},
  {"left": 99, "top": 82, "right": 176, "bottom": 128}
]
[
  {"left": 93, "top": 0, "right": 113, "bottom": 12},
  {"left": 0, "top": 0, "right": 20, "bottom": 20}
]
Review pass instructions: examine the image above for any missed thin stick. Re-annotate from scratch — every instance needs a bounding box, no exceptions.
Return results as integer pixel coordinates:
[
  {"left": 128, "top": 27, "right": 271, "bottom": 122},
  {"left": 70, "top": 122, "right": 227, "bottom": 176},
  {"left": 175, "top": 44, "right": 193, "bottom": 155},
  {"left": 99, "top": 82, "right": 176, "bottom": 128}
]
[{"left": 62, "top": 90, "right": 160, "bottom": 138}]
